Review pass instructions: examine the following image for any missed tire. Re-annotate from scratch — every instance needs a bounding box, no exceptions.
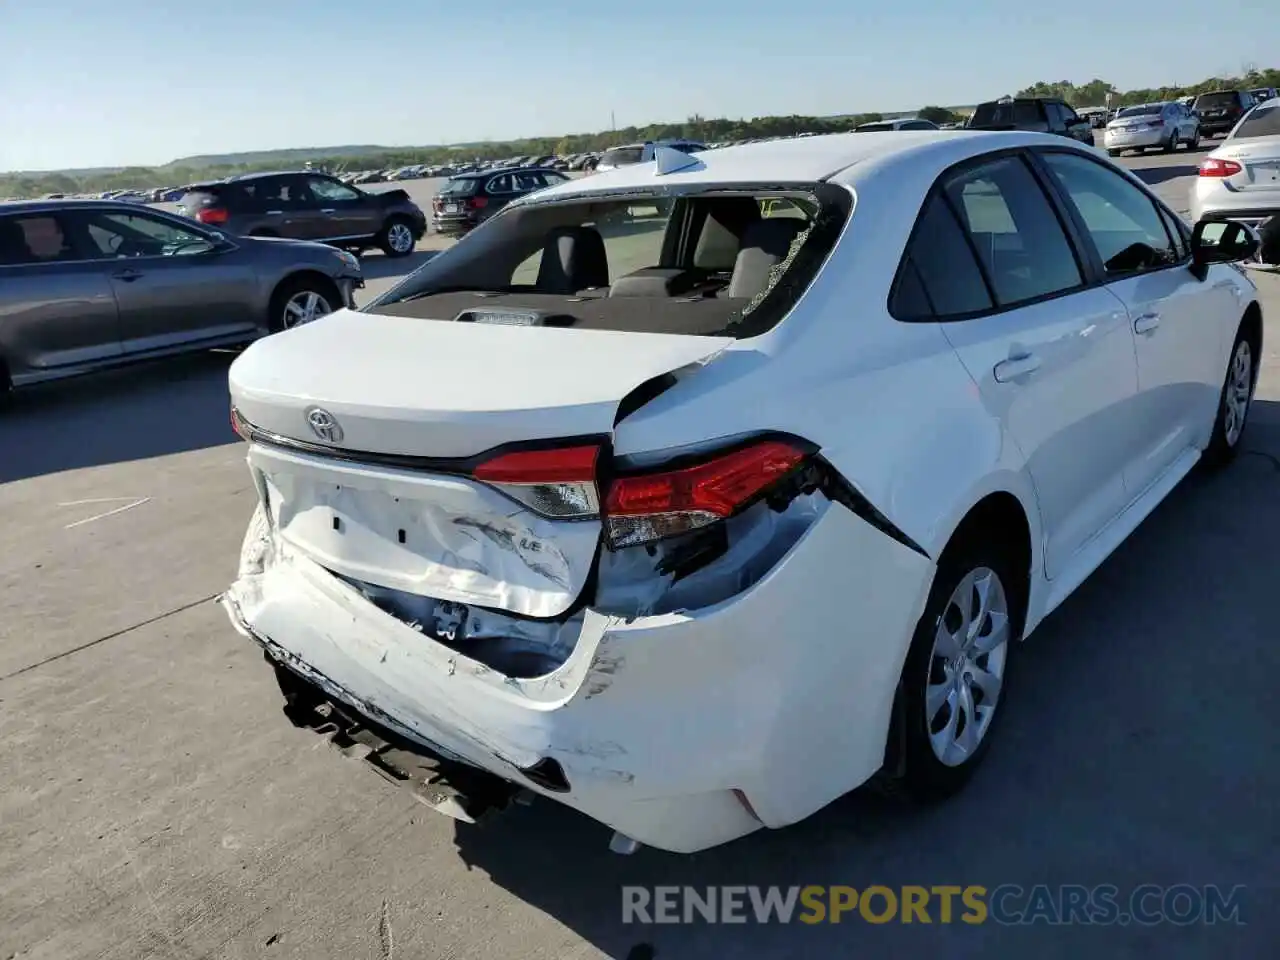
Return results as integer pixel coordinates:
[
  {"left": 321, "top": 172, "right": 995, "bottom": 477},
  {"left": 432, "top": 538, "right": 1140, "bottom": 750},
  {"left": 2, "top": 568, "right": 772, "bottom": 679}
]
[
  {"left": 378, "top": 216, "right": 417, "bottom": 258},
  {"left": 1202, "top": 324, "right": 1258, "bottom": 468},
  {"left": 1189, "top": 129, "right": 1200, "bottom": 151},
  {"left": 1162, "top": 129, "right": 1177, "bottom": 153},
  {"left": 1107, "top": 149, "right": 1121, "bottom": 157},
  {"left": 268, "top": 276, "right": 339, "bottom": 333},
  {"left": 892, "top": 538, "right": 1025, "bottom": 802}
]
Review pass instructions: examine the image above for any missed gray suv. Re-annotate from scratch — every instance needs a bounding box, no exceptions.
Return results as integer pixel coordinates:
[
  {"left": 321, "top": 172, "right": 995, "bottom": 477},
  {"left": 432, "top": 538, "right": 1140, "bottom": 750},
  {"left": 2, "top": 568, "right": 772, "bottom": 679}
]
[
  {"left": 177, "top": 171, "right": 427, "bottom": 257},
  {"left": 0, "top": 199, "right": 363, "bottom": 397}
]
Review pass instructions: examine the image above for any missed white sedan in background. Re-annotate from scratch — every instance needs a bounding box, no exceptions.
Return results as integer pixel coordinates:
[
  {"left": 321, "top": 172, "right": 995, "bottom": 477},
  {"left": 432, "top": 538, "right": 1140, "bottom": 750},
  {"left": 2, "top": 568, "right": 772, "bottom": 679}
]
[
  {"left": 1104, "top": 101, "right": 1200, "bottom": 155},
  {"left": 1191, "top": 96, "right": 1280, "bottom": 265},
  {"left": 222, "top": 130, "right": 1262, "bottom": 855}
]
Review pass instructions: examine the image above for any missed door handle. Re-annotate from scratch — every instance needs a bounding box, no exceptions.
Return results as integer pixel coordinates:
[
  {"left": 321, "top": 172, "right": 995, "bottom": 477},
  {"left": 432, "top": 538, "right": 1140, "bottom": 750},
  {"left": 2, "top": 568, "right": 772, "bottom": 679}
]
[
  {"left": 320, "top": 208, "right": 336, "bottom": 214},
  {"left": 993, "top": 352, "right": 1042, "bottom": 382},
  {"left": 1134, "top": 312, "right": 1161, "bottom": 334},
  {"left": 112, "top": 269, "right": 143, "bottom": 282}
]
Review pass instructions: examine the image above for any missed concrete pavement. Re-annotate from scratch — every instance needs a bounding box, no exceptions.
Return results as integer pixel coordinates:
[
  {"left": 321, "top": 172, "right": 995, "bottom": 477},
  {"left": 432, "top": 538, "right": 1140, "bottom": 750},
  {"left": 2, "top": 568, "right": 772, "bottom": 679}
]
[{"left": 2, "top": 147, "right": 1278, "bottom": 960}]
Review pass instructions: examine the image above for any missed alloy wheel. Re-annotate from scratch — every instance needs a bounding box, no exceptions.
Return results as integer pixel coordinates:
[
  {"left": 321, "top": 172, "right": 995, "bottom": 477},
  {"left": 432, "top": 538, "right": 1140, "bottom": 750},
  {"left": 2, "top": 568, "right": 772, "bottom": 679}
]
[
  {"left": 1223, "top": 339, "right": 1253, "bottom": 447},
  {"left": 387, "top": 223, "right": 414, "bottom": 254},
  {"left": 926, "top": 566, "right": 1012, "bottom": 767},
  {"left": 282, "top": 290, "right": 333, "bottom": 328}
]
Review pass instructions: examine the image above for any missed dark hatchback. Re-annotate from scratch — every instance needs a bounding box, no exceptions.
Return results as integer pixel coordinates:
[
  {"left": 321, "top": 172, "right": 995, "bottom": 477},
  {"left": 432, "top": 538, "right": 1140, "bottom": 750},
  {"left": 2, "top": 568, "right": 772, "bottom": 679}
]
[
  {"left": 1193, "top": 90, "right": 1257, "bottom": 138},
  {"left": 431, "top": 167, "right": 571, "bottom": 235},
  {"left": 178, "top": 171, "right": 427, "bottom": 257},
  {"left": 966, "top": 97, "right": 1096, "bottom": 146}
]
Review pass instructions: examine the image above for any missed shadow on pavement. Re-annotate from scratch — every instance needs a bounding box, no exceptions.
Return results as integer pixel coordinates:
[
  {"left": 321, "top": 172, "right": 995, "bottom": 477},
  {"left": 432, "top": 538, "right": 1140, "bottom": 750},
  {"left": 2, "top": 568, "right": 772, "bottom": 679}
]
[
  {"left": 449, "top": 401, "right": 1280, "bottom": 960},
  {"left": 0, "top": 350, "right": 240, "bottom": 485},
  {"left": 357, "top": 249, "right": 442, "bottom": 282},
  {"left": 1128, "top": 163, "right": 1200, "bottom": 186}
]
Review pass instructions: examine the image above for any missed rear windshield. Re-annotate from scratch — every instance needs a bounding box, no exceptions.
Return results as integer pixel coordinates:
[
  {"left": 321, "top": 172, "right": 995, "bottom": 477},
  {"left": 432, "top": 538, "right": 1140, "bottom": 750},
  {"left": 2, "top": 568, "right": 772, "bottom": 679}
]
[
  {"left": 364, "top": 184, "right": 852, "bottom": 339},
  {"left": 1195, "top": 92, "right": 1239, "bottom": 109},
  {"left": 600, "top": 146, "right": 644, "bottom": 166},
  {"left": 438, "top": 177, "right": 481, "bottom": 197},
  {"left": 1117, "top": 105, "right": 1163, "bottom": 117},
  {"left": 1230, "top": 103, "right": 1280, "bottom": 140},
  {"left": 969, "top": 100, "right": 1042, "bottom": 126}
]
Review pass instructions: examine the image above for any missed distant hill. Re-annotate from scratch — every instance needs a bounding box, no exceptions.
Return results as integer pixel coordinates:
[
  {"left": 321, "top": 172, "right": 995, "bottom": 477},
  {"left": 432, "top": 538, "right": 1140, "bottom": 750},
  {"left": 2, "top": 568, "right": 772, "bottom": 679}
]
[{"left": 158, "top": 144, "right": 436, "bottom": 170}]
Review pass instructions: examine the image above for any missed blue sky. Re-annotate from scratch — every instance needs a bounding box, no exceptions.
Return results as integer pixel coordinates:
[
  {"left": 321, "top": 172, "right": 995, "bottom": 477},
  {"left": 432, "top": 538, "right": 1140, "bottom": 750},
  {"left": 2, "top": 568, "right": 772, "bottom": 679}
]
[{"left": 1, "top": 0, "right": 1276, "bottom": 172}]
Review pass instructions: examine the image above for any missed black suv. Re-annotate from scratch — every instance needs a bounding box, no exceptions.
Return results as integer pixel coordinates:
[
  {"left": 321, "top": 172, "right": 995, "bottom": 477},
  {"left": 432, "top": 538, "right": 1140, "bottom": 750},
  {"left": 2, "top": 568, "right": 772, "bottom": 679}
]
[
  {"left": 1192, "top": 90, "right": 1257, "bottom": 138},
  {"left": 177, "top": 171, "right": 427, "bottom": 258},
  {"left": 966, "top": 97, "right": 1095, "bottom": 145},
  {"left": 431, "top": 167, "right": 571, "bottom": 236}
]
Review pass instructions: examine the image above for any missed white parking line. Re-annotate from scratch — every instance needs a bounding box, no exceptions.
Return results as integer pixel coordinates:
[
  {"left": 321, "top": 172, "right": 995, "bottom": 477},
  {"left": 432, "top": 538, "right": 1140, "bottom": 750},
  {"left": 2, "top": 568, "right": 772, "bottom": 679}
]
[{"left": 59, "top": 497, "right": 152, "bottom": 529}]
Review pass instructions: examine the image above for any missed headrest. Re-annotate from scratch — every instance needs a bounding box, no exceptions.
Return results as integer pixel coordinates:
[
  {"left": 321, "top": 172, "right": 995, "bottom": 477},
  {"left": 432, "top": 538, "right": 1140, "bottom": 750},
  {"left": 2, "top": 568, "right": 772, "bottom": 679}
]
[{"left": 535, "top": 226, "right": 610, "bottom": 294}]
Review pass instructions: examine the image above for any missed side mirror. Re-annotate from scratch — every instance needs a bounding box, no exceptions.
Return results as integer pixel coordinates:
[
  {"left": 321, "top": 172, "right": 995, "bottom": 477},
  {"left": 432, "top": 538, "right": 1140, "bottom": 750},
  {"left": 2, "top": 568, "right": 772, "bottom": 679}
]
[{"left": 1190, "top": 219, "right": 1259, "bottom": 278}]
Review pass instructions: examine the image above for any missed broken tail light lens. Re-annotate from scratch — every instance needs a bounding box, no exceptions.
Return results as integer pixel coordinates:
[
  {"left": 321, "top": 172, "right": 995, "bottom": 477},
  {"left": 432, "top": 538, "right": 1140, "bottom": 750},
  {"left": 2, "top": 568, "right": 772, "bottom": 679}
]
[
  {"left": 472, "top": 444, "right": 601, "bottom": 518},
  {"left": 604, "top": 439, "right": 809, "bottom": 548},
  {"left": 231, "top": 405, "right": 251, "bottom": 440}
]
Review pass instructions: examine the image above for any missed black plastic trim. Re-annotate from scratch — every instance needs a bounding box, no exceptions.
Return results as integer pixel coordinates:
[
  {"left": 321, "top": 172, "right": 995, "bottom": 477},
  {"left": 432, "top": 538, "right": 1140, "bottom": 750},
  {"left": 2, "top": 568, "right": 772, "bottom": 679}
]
[{"left": 815, "top": 457, "right": 930, "bottom": 559}]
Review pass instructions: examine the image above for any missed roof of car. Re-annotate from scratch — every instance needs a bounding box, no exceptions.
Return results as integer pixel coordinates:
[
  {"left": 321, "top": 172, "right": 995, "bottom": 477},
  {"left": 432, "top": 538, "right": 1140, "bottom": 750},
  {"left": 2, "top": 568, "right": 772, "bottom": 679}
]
[
  {"left": 0, "top": 198, "right": 171, "bottom": 215},
  {"left": 447, "top": 166, "right": 565, "bottom": 179},
  {"left": 518, "top": 129, "right": 1104, "bottom": 202}
]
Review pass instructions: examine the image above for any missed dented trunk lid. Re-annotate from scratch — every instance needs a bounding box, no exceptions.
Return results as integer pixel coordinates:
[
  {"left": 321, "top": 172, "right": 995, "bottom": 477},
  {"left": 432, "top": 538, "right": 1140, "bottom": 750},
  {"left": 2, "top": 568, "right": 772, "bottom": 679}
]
[
  {"left": 229, "top": 309, "right": 731, "bottom": 457},
  {"left": 229, "top": 308, "right": 731, "bottom": 619}
]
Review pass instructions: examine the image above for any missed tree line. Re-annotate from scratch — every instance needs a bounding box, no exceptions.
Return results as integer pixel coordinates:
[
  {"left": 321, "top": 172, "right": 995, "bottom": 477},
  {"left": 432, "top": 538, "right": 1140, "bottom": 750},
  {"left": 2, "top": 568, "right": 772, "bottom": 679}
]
[{"left": 4, "top": 67, "right": 1278, "bottom": 200}]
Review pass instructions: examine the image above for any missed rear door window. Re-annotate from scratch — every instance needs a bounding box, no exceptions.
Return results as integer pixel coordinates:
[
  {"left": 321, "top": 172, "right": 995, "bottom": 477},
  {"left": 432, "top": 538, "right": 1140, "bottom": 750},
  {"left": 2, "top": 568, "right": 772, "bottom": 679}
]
[
  {"left": 485, "top": 174, "right": 515, "bottom": 195},
  {"left": 943, "top": 156, "right": 1083, "bottom": 306},
  {"left": 241, "top": 176, "right": 308, "bottom": 210}
]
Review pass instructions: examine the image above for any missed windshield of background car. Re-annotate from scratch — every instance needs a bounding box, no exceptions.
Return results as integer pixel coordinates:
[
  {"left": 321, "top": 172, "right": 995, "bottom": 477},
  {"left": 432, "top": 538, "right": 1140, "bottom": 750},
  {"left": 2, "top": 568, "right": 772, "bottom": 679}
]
[
  {"left": 601, "top": 146, "right": 644, "bottom": 166},
  {"left": 438, "top": 177, "right": 481, "bottom": 197},
  {"left": 1118, "top": 105, "right": 1163, "bottom": 118},
  {"left": 970, "top": 101, "right": 1042, "bottom": 126},
  {"left": 1195, "top": 92, "right": 1239, "bottom": 110},
  {"left": 1229, "top": 103, "right": 1280, "bottom": 139},
  {"left": 364, "top": 184, "right": 851, "bottom": 339}
]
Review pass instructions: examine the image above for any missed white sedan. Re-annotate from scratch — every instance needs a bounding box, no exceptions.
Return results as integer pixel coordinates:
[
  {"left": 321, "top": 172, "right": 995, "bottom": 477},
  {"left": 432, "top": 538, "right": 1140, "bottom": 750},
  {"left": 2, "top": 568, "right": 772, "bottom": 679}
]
[{"left": 222, "top": 130, "right": 1262, "bottom": 855}]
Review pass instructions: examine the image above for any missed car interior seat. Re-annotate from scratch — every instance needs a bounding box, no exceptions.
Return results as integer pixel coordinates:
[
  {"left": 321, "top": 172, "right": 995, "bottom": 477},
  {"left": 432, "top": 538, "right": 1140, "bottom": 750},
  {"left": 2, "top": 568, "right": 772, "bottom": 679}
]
[
  {"left": 726, "top": 217, "right": 807, "bottom": 299},
  {"left": 535, "top": 226, "right": 610, "bottom": 294}
]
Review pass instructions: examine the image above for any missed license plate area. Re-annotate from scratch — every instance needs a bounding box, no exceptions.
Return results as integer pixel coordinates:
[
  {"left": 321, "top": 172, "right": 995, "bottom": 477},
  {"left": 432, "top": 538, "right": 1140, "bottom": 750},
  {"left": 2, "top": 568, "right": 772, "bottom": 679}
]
[
  {"left": 444, "top": 203, "right": 460, "bottom": 213},
  {"left": 247, "top": 445, "right": 599, "bottom": 618}
]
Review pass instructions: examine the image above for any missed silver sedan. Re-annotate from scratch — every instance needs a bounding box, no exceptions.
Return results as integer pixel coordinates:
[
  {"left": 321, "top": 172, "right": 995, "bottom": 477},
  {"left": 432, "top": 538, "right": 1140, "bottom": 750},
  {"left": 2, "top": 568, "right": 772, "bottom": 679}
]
[
  {"left": 1190, "top": 98, "right": 1280, "bottom": 264},
  {"left": 1104, "top": 102, "right": 1200, "bottom": 156}
]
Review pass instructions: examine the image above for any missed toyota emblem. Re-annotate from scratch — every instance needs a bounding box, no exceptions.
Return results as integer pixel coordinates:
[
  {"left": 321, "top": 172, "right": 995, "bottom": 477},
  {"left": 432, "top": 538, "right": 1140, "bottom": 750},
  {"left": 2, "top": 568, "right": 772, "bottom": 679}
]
[{"left": 305, "top": 406, "right": 343, "bottom": 443}]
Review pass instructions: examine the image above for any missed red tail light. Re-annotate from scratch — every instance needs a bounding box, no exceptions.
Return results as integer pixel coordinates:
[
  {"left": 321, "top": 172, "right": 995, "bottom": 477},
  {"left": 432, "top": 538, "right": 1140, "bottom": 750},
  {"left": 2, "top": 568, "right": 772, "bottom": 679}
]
[
  {"left": 196, "top": 206, "right": 229, "bottom": 225},
  {"left": 470, "top": 438, "right": 811, "bottom": 546},
  {"left": 468, "top": 196, "right": 488, "bottom": 209},
  {"left": 1199, "top": 158, "right": 1242, "bottom": 177},
  {"left": 473, "top": 444, "right": 601, "bottom": 518},
  {"left": 604, "top": 440, "right": 809, "bottom": 547}
]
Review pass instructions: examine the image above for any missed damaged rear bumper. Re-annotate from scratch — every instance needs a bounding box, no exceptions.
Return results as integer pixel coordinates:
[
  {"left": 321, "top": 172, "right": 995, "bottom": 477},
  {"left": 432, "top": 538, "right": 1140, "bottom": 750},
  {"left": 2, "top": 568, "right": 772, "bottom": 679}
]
[{"left": 223, "top": 497, "right": 933, "bottom": 854}]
